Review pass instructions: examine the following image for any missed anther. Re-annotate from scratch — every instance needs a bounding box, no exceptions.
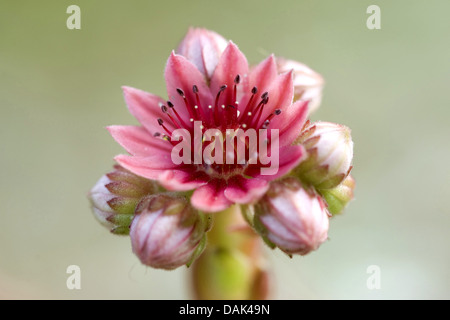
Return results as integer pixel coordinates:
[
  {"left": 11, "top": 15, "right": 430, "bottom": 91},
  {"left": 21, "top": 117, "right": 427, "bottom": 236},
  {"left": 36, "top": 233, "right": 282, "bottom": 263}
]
[
  {"left": 157, "top": 118, "right": 172, "bottom": 136},
  {"left": 176, "top": 88, "right": 185, "bottom": 97},
  {"left": 261, "top": 91, "right": 269, "bottom": 100},
  {"left": 239, "top": 86, "right": 258, "bottom": 122},
  {"left": 234, "top": 74, "right": 241, "bottom": 84}
]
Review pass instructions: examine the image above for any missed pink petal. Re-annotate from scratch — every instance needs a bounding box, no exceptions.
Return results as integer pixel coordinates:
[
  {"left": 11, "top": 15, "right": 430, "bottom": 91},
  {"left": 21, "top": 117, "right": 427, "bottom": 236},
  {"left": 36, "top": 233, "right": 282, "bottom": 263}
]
[
  {"left": 122, "top": 86, "right": 174, "bottom": 135},
  {"left": 210, "top": 42, "right": 249, "bottom": 106},
  {"left": 238, "top": 55, "right": 278, "bottom": 111},
  {"left": 165, "top": 52, "right": 213, "bottom": 122},
  {"left": 224, "top": 176, "right": 269, "bottom": 204},
  {"left": 115, "top": 153, "right": 177, "bottom": 180},
  {"left": 107, "top": 125, "right": 172, "bottom": 156},
  {"left": 257, "top": 70, "right": 294, "bottom": 128},
  {"left": 176, "top": 28, "right": 227, "bottom": 80},
  {"left": 270, "top": 100, "right": 309, "bottom": 147},
  {"left": 190, "top": 179, "right": 232, "bottom": 212},
  {"left": 158, "top": 168, "right": 209, "bottom": 191},
  {"left": 246, "top": 145, "right": 305, "bottom": 180}
]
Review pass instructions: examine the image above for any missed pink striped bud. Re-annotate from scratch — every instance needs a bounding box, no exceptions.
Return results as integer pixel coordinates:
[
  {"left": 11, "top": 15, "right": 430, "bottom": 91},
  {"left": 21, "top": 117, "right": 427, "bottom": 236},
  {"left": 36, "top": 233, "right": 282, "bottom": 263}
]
[
  {"left": 130, "top": 193, "right": 210, "bottom": 270},
  {"left": 295, "top": 121, "right": 353, "bottom": 189},
  {"left": 88, "top": 165, "right": 158, "bottom": 235},
  {"left": 254, "top": 178, "right": 329, "bottom": 256}
]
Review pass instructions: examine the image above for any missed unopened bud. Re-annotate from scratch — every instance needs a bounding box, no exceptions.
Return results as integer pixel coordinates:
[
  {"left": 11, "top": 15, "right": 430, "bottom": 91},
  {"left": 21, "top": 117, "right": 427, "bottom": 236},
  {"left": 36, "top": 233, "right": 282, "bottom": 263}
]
[
  {"left": 130, "top": 194, "right": 209, "bottom": 270},
  {"left": 254, "top": 178, "right": 329, "bottom": 256},
  {"left": 320, "top": 175, "right": 355, "bottom": 215},
  {"left": 176, "top": 27, "right": 228, "bottom": 81},
  {"left": 276, "top": 57, "right": 324, "bottom": 115},
  {"left": 294, "top": 121, "right": 353, "bottom": 189},
  {"left": 88, "top": 165, "right": 159, "bottom": 235}
]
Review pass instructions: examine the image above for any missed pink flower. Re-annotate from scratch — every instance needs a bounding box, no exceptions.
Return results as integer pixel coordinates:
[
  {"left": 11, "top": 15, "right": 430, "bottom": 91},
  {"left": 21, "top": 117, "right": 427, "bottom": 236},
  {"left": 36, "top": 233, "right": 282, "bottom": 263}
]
[{"left": 109, "top": 29, "right": 309, "bottom": 212}]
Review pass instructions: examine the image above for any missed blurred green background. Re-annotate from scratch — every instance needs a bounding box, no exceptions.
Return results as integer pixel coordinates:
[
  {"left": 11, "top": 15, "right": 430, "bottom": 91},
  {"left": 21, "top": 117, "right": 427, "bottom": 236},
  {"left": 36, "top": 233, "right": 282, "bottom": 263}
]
[{"left": 1, "top": 0, "right": 449, "bottom": 299}]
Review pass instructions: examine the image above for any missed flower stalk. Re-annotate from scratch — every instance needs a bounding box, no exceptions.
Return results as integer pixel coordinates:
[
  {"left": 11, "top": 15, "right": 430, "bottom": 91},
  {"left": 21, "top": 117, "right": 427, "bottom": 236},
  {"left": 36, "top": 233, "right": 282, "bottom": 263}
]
[{"left": 191, "top": 205, "right": 271, "bottom": 300}]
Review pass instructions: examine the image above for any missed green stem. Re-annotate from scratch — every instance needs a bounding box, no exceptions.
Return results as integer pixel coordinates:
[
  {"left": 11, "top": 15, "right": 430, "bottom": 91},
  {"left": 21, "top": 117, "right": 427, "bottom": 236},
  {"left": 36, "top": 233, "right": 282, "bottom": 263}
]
[{"left": 190, "top": 205, "right": 271, "bottom": 300}]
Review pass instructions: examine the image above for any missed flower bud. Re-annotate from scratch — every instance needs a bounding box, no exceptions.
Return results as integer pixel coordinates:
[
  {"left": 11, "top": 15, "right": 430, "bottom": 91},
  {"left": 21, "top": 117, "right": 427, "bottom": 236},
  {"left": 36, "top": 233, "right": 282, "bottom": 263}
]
[
  {"left": 130, "top": 193, "right": 209, "bottom": 270},
  {"left": 276, "top": 57, "right": 324, "bottom": 114},
  {"left": 88, "top": 165, "right": 158, "bottom": 235},
  {"left": 320, "top": 175, "right": 355, "bottom": 215},
  {"left": 253, "top": 178, "right": 329, "bottom": 256},
  {"left": 294, "top": 121, "right": 353, "bottom": 189},
  {"left": 176, "top": 27, "right": 228, "bottom": 81}
]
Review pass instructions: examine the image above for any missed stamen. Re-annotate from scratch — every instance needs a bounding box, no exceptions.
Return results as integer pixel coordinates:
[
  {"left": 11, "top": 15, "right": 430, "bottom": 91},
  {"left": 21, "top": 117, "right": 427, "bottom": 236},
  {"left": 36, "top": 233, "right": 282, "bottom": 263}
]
[
  {"left": 261, "top": 120, "right": 270, "bottom": 129},
  {"left": 157, "top": 118, "right": 173, "bottom": 136},
  {"left": 259, "top": 109, "right": 281, "bottom": 129},
  {"left": 176, "top": 88, "right": 185, "bottom": 97},
  {"left": 153, "top": 131, "right": 175, "bottom": 145},
  {"left": 166, "top": 100, "right": 186, "bottom": 127},
  {"left": 192, "top": 84, "right": 206, "bottom": 120},
  {"left": 252, "top": 95, "right": 269, "bottom": 128},
  {"left": 214, "top": 85, "right": 227, "bottom": 126},
  {"left": 232, "top": 74, "right": 240, "bottom": 121},
  {"left": 176, "top": 87, "right": 196, "bottom": 120},
  {"left": 239, "top": 86, "right": 258, "bottom": 122},
  {"left": 161, "top": 105, "right": 181, "bottom": 128}
]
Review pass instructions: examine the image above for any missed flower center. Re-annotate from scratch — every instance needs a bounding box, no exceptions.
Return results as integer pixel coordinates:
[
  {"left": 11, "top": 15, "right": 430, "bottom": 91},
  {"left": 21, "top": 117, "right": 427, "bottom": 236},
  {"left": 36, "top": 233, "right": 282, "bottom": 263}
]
[{"left": 153, "top": 75, "right": 282, "bottom": 177}]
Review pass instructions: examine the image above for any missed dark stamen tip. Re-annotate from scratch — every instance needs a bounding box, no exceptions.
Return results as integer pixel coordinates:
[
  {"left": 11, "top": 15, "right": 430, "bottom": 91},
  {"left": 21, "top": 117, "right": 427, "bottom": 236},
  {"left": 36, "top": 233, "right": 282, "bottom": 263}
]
[
  {"left": 154, "top": 132, "right": 161, "bottom": 137},
  {"left": 193, "top": 85, "right": 198, "bottom": 93},
  {"left": 167, "top": 101, "right": 174, "bottom": 108},
  {"left": 275, "top": 109, "right": 282, "bottom": 115},
  {"left": 161, "top": 105, "right": 168, "bottom": 113},
  {"left": 263, "top": 96, "right": 269, "bottom": 104},
  {"left": 176, "top": 88, "right": 185, "bottom": 97},
  {"left": 157, "top": 118, "right": 164, "bottom": 125},
  {"left": 251, "top": 86, "right": 258, "bottom": 94},
  {"left": 261, "top": 91, "right": 269, "bottom": 100},
  {"left": 234, "top": 74, "right": 241, "bottom": 84},
  {"left": 226, "top": 104, "right": 236, "bottom": 109},
  {"left": 219, "top": 85, "right": 227, "bottom": 92}
]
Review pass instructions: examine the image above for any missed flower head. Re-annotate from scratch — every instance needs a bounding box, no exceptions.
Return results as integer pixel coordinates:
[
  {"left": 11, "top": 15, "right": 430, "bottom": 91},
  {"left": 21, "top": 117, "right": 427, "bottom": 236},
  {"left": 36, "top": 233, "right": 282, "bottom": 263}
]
[
  {"left": 253, "top": 178, "right": 330, "bottom": 255},
  {"left": 130, "top": 193, "right": 209, "bottom": 269},
  {"left": 89, "top": 28, "right": 355, "bottom": 283},
  {"left": 111, "top": 34, "right": 311, "bottom": 212}
]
